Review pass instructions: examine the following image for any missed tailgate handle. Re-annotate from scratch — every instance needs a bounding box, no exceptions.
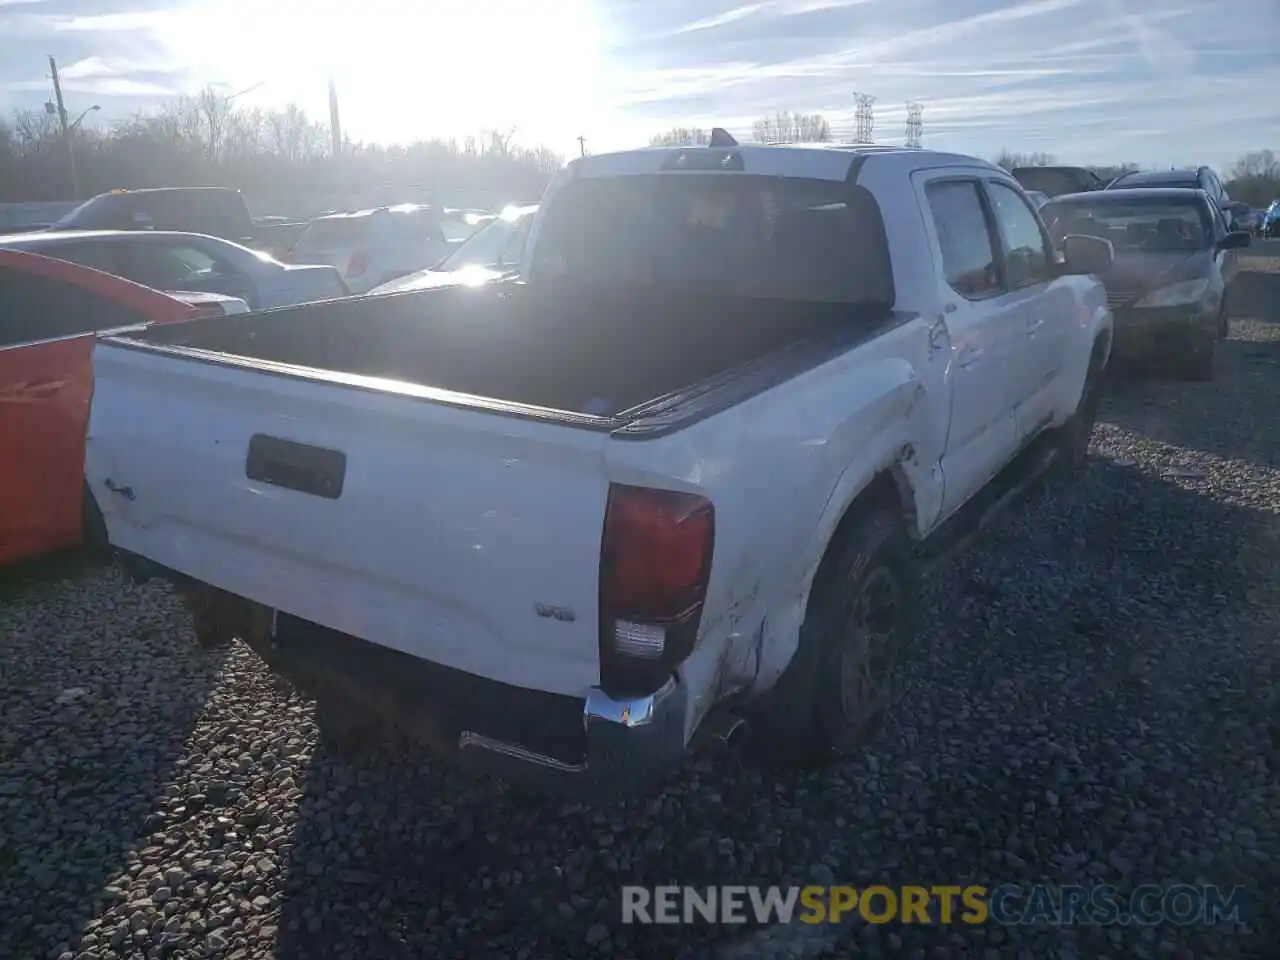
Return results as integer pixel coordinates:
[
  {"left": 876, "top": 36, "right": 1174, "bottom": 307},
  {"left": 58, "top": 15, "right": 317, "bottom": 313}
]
[{"left": 246, "top": 435, "right": 346, "bottom": 500}]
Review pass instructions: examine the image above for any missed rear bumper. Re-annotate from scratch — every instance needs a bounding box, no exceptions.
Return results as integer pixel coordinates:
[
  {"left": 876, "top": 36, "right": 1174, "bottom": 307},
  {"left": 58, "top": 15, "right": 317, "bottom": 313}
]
[
  {"left": 119, "top": 554, "right": 689, "bottom": 799},
  {"left": 1110, "top": 305, "right": 1216, "bottom": 361}
]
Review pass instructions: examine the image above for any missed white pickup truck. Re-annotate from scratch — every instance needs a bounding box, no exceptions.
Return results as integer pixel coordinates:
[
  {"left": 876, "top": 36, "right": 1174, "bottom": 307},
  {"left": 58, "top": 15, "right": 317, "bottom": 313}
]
[{"left": 84, "top": 139, "right": 1115, "bottom": 797}]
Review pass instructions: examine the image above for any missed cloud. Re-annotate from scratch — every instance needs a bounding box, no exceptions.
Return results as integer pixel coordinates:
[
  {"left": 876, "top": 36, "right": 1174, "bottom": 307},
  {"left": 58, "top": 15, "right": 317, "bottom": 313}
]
[
  {"left": 0, "top": 0, "right": 1276, "bottom": 168},
  {"left": 675, "top": 2, "right": 772, "bottom": 34}
]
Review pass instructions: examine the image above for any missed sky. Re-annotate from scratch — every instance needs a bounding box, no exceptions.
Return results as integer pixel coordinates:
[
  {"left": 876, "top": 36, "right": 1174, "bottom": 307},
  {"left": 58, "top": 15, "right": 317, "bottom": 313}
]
[{"left": 0, "top": 0, "right": 1276, "bottom": 170}]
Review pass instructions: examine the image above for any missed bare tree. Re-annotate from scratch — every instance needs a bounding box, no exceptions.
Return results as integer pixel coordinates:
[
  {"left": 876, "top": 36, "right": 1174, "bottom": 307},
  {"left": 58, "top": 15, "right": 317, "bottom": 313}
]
[
  {"left": 195, "top": 86, "right": 233, "bottom": 161},
  {"left": 11, "top": 109, "right": 57, "bottom": 154},
  {"left": 993, "top": 150, "right": 1057, "bottom": 171},
  {"left": 1228, "top": 149, "right": 1279, "bottom": 181},
  {"left": 649, "top": 127, "right": 710, "bottom": 147},
  {"left": 0, "top": 96, "right": 563, "bottom": 208},
  {"left": 267, "top": 104, "right": 324, "bottom": 163},
  {"left": 1225, "top": 149, "right": 1280, "bottom": 207},
  {"left": 752, "top": 111, "right": 831, "bottom": 144}
]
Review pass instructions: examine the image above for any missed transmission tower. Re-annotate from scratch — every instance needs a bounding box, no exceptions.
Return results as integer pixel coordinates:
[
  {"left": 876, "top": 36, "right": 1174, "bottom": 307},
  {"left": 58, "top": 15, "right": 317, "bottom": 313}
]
[
  {"left": 853, "top": 93, "right": 876, "bottom": 144},
  {"left": 905, "top": 102, "right": 923, "bottom": 149}
]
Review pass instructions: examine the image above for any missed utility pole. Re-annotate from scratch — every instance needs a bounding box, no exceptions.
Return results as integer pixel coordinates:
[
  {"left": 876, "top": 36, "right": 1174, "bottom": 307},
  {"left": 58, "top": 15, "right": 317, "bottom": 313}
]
[
  {"left": 328, "top": 76, "right": 342, "bottom": 157},
  {"left": 577, "top": 135, "right": 587, "bottom": 157},
  {"left": 47, "top": 55, "right": 79, "bottom": 199}
]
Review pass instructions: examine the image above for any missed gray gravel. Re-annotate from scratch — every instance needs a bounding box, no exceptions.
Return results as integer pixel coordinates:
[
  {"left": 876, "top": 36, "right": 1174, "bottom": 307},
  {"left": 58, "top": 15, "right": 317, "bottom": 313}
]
[{"left": 2, "top": 301, "right": 1278, "bottom": 960}]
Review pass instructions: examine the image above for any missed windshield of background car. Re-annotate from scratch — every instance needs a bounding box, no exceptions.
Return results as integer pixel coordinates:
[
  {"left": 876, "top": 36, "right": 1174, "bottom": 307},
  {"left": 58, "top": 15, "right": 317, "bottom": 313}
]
[
  {"left": 52, "top": 193, "right": 132, "bottom": 229},
  {"left": 295, "top": 217, "right": 371, "bottom": 249},
  {"left": 527, "top": 173, "right": 893, "bottom": 305},
  {"left": 438, "top": 214, "right": 531, "bottom": 270},
  {"left": 1041, "top": 197, "right": 1213, "bottom": 252}
]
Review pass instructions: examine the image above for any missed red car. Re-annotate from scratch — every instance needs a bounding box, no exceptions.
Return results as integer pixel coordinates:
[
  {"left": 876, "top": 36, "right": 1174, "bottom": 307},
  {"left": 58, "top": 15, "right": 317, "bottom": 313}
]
[{"left": 0, "top": 249, "right": 214, "bottom": 566}]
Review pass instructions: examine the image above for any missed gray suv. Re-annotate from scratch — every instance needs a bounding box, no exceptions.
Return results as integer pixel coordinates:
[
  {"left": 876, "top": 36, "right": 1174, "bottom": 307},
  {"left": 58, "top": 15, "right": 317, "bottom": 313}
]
[{"left": 1107, "top": 167, "right": 1250, "bottom": 230}]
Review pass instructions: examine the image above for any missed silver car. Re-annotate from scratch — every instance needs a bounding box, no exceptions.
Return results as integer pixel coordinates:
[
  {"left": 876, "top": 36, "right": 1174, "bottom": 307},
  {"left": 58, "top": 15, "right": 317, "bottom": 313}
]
[
  {"left": 289, "top": 205, "right": 479, "bottom": 294},
  {"left": 0, "top": 229, "right": 348, "bottom": 308}
]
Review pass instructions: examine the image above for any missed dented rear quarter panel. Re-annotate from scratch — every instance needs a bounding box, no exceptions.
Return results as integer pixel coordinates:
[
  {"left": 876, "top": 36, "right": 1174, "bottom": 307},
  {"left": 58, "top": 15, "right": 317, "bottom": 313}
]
[{"left": 603, "top": 316, "right": 945, "bottom": 740}]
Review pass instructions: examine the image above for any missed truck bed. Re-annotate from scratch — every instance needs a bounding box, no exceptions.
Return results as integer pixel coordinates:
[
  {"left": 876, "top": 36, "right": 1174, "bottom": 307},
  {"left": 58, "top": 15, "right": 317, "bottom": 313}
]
[{"left": 123, "top": 283, "right": 878, "bottom": 419}]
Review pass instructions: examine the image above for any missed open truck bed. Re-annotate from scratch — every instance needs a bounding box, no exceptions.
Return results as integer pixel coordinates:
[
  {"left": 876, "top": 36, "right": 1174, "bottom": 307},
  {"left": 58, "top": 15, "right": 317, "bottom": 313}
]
[
  {"left": 88, "top": 282, "right": 894, "bottom": 701},
  {"left": 121, "top": 283, "right": 877, "bottom": 420}
]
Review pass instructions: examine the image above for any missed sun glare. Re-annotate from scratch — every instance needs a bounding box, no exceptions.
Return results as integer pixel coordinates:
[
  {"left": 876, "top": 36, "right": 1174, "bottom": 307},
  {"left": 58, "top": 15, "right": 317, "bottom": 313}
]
[{"left": 150, "top": 0, "right": 611, "bottom": 154}]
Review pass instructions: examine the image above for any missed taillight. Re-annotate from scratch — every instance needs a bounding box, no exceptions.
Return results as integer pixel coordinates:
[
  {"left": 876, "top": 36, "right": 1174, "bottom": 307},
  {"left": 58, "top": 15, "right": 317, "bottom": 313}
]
[
  {"left": 598, "top": 484, "right": 714, "bottom": 698},
  {"left": 347, "top": 250, "right": 369, "bottom": 276}
]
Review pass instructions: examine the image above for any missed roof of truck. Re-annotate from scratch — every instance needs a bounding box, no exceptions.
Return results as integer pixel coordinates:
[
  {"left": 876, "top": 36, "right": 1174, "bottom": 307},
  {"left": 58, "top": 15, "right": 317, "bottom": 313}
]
[{"left": 570, "top": 143, "right": 1002, "bottom": 182}]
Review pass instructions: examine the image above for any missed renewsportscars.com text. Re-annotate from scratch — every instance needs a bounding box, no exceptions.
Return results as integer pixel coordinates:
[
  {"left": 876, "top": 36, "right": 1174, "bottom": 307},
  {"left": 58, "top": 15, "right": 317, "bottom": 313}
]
[{"left": 621, "top": 884, "right": 1249, "bottom": 927}]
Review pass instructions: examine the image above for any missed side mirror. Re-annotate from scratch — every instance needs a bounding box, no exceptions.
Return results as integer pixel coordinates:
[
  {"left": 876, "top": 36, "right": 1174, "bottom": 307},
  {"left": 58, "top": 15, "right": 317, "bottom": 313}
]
[
  {"left": 1060, "top": 234, "right": 1114, "bottom": 276},
  {"left": 1219, "top": 230, "right": 1251, "bottom": 251},
  {"left": 1222, "top": 200, "right": 1250, "bottom": 216}
]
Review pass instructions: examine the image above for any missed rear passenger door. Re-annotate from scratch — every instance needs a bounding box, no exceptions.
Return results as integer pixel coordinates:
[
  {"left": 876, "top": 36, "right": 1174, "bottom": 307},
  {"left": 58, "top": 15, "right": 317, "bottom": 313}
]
[
  {"left": 981, "top": 178, "right": 1075, "bottom": 441},
  {"left": 913, "top": 171, "right": 1020, "bottom": 520}
]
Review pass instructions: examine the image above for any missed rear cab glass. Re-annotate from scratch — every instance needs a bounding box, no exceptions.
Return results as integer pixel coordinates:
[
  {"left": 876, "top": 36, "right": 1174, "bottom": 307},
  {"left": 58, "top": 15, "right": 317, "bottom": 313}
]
[{"left": 528, "top": 173, "right": 894, "bottom": 306}]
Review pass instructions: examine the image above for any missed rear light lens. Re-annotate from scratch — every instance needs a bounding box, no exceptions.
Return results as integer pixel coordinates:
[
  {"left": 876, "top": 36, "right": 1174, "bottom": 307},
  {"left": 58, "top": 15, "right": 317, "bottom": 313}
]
[
  {"left": 347, "top": 250, "right": 369, "bottom": 277},
  {"left": 598, "top": 484, "right": 714, "bottom": 698}
]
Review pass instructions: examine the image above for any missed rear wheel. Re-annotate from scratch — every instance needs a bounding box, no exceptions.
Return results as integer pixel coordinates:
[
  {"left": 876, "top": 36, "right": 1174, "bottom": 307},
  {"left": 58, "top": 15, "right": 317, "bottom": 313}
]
[
  {"left": 1176, "top": 340, "right": 1216, "bottom": 382},
  {"left": 80, "top": 482, "right": 109, "bottom": 559},
  {"left": 315, "top": 693, "right": 383, "bottom": 760},
  {"left": 752, "top": 508, "right": 917, "bottom": 766},
  {"left": 1055, "top": 347, "right": 1105, "bottom": 475}
]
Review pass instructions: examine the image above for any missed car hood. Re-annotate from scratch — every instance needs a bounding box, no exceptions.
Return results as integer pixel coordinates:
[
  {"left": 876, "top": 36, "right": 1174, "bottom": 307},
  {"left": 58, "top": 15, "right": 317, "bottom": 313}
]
[
  {"left": 1097, "top": 248, "right": 1213, "bottom": 293},
  {"left": 370, "top": 264, "right": 512, "bottom": 295}
]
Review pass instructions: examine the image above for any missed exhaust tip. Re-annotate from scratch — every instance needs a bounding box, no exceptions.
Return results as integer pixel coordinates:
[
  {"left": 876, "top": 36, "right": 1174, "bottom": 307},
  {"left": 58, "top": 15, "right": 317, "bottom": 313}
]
[{"left": 693, "top": 710, "right": 748, "bottom": 753}]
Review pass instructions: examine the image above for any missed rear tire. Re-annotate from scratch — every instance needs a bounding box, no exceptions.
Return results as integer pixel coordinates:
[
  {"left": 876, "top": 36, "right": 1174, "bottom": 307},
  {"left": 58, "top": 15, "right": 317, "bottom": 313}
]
[
  {"left": 1177, "top": 341, "right": 1216, "bottom": 382},
  {"left": 315, "top": 694, "right": 383, "bottom": 761},
  {"left": 752, "top": 508, "right": 917, "bottom": 767},
  {"left": 1055, "top": 348, "right": 1105, "bottom": 475},
  {"left": 80, "top": 483, "right": 109, "bottom": 559}
]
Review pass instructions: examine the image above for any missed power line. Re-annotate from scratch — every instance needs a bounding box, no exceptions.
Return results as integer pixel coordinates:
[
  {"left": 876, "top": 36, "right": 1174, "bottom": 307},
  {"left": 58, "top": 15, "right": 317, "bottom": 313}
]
[{"left": 905, "top": 102, "right": 923, "bottom": 149}]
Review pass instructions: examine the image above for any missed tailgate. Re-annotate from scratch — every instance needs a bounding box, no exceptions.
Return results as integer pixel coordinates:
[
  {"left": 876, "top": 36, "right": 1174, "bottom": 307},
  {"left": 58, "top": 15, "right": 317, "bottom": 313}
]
[{"left": 85, "top": 342, "right": 613, "bottom": 697}]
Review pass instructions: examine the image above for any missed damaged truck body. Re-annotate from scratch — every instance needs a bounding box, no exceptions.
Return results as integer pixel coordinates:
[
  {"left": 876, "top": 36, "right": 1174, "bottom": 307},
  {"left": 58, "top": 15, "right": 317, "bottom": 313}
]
[{"left": 85, "top": 139, "right": 1114, "bottom": 797}]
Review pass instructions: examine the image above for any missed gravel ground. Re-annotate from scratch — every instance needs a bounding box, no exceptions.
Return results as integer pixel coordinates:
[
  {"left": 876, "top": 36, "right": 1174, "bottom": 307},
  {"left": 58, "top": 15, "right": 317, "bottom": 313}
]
[{"left": 2, "top": 275, "right": 1278, "bottom": 960}]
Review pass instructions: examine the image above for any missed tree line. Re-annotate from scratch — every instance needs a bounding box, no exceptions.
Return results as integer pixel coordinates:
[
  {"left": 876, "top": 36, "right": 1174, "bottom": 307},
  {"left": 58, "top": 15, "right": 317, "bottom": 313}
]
[
  {"left": 0, "top": 87, "right": 564, "bottom": 216},
  {"left": 4, "top": 88, "right": 1276, "bottom": 216}
]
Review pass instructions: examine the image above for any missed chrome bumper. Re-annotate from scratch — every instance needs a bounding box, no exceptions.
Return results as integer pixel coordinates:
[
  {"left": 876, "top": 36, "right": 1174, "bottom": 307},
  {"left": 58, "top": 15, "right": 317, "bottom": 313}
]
[{"left": 457, "top": 678, "right": 690, "bottom": 799}]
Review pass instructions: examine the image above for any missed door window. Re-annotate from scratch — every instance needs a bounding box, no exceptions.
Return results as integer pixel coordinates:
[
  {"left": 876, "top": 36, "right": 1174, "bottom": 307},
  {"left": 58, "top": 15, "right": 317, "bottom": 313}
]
[
  {"left": 0, "top": 266, "right": 146, "bottom": 346},
  {"left": 986, "top": 182, "right": 1053, "bottom": 288},
  {"left": 125, "top": 242, "right": 221, "bottom": 288},
  {"left": 35, "top": 241, "right": 127, "bottom": 277},
  {"left": 925, "top": 180, "right": 1002, "bottom": 298}
]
